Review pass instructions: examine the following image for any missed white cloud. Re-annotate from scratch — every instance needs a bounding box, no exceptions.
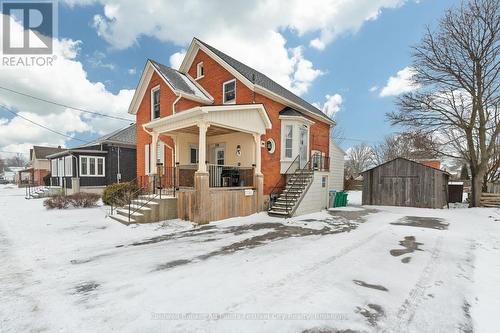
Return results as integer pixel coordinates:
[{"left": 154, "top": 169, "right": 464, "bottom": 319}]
[
  {"left": 169, "top": 50, "right": 186, "bottom": 70},
  {"left": 380, "top": 66, "right": 419, "bottom": 97},
  {"left": 0, "top": 14, "right": 134, "bottom": 156},
  {"left": 127, "top": 68, "right": 136, "bottom": 75},
  {"left": 369, "top": 85, "right": 379, "bottom": 92},
  {"left": 315, "top": 93, "right": 343, "bottom": 118},
  {"left": 65, "top": 0, "right": 408, "bottom": 95},
  {"left": 87, "top": 50, "right": 116, "bottom": 70}
]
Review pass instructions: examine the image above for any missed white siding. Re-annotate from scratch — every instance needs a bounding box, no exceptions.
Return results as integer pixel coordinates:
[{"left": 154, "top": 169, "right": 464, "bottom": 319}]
[
  {"left": 329, "top": 140, "right": 345, "bottom": 191},
  {"left": 294, "top": 172, "right": 329, "bottom": 216}
]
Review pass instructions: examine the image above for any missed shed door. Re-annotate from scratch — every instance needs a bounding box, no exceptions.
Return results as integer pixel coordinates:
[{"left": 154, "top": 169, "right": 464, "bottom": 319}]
[{"left": 382, "top": 176, "right": 420, "bottom": 207}]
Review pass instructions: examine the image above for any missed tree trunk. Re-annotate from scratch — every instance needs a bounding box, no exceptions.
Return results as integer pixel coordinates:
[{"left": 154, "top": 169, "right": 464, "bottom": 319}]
[
  {"left": 482, "top": 174, "right": 489, "bottom": 192},
  {"left": 470, "top": 166, "right": 487, "bottom": 207}
]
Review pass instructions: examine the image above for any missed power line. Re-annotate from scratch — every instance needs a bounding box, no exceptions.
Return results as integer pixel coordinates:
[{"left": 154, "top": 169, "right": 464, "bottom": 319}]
[
  {"left": 0, "top": 105, "right": 87, "bottom": 143},
  {"left": 0, "top": 85, "right": 134, "bottom": 122},
  {"left": 0, "top": 150, "right": 29, "bottom": 155}
]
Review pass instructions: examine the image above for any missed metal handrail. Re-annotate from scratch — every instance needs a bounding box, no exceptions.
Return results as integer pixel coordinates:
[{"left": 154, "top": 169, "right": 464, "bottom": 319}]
[
  {"left": 268, "top": 154, "right": 300, "bottom": 209},
  {"left": 127, "top": 175, "right": 158, "bottom": 223},
  {"left": 283, "top": 155, "right": 315, "bottom": 217},
  {"left": 125, "top": 166, "right": 177, "bottom": 223}
]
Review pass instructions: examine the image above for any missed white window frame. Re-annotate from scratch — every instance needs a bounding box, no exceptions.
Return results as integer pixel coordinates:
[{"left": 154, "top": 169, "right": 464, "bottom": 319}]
[
  {"left": 51, "top": 159, "right": 58, "bottom": 176},
  {"left": 64, "top": 156, "right": 73, "bottom": 176},
  {"left": 222, "top": 79, "right": 236, "bottom": 104},
  {"left": 79, "top": 156, "right": 105, "bottom": 177},
  {"left": 196, "top": 62, "right": 204, "bottom": 79},
  {"left": 189, "top": 144, "right": 199, "bottom": 165},
  {"left": 150, "top": 85, "right": 160, "bottom": 120}
]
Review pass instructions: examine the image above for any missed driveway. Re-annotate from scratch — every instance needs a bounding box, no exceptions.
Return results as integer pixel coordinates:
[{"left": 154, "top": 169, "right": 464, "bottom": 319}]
[{"left": 1, "top": 185, "right": 499, "bottom": 332}]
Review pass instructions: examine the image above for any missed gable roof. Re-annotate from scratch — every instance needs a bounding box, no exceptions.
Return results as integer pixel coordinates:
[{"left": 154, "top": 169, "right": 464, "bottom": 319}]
[
  {"left": 279, "top": 106, "right": 305, "bottom": 117},
  {"left": 180, "top": 38, "right": 333, "bottom": 125},
  {"left": 31, "top": 146, "right": 65, "bottom": 160},
  {"left": 362, "top": 157, "right": 450, "bottom": 175},
  {"left": 128, "top": 60, "right": 213, "bottom": 115},
  {"left": 78, "top": 123, "right": 136, "bottom": 148},
  {"left": 149, "top": 59, "right": 211, "bottom": 100}
]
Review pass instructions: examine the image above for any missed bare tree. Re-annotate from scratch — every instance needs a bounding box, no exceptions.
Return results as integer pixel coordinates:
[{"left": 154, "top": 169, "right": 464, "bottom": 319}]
[
  {"left": 371, "top": 132, "right": 437, "bottom": 165},
  {"left": 345, "top": 143, "right": 374, "bottom": 178},
  {"left": 7, "top": 154, "right": 27, "bottom": 167},
  {"left": 387, "top": 0, "right": 500, "bottom": 207}
]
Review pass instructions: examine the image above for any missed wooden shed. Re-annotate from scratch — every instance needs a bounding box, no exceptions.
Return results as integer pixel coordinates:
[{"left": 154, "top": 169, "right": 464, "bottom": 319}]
[{"left": 362, "top": 158, "right": 449, "bottom": 209}]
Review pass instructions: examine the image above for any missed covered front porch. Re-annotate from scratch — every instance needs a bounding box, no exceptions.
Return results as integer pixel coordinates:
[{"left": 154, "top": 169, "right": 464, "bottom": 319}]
[{"left": 144, "top": 104, "right": 272, "bottom": 223}]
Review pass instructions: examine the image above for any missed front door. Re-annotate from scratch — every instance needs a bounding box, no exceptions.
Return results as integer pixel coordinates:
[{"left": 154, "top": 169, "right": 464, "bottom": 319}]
[
  {"left": 215, "top": 147, "right": 225, "bottom": 165},
  {"left": 299, "top": 126, "right": 308, "bottom": 168}
]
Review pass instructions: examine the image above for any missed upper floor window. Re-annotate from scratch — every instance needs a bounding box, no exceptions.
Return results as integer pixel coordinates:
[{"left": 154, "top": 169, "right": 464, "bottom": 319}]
[
  {"left": 223, "top": 79, "right": 236, "bottom": 104},
  {"left": 151, "top": 86, "right": 160, "bottom": 119},
  {"left": 196, "top": 62, "right": 204, "bottom": 79}
]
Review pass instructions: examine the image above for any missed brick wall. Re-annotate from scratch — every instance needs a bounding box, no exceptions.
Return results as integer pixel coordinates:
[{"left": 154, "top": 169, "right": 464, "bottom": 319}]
[{"left": 135, "top": 50, "right": 332, "bottom": 194}]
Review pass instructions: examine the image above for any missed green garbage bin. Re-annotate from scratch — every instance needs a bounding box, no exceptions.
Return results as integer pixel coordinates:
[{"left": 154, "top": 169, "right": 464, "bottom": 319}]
[{"left": 334, "top": 192, "right": 349, "bottom": 207}]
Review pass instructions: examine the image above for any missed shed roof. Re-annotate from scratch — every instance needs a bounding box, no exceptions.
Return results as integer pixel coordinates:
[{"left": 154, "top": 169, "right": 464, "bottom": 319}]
[{"left": 362, "top": 157, "right": 450, "bottom": 175}]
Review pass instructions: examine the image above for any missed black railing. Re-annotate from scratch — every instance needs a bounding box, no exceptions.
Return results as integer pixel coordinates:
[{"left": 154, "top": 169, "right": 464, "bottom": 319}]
[
  {"left": 207, "top": 164, "right": 254, "bottom": 187},
  {"left": 282, "top": 158, "right": 314, "bottom": 216},
  {"left": 311, "top": 153, "right": 330, "bottom": 171},
  {"left": 109, "top": 165, "right": 177, "bottom": 223},
  {"left": 268, "top": 154, "right": 300, "bottom": 209}
]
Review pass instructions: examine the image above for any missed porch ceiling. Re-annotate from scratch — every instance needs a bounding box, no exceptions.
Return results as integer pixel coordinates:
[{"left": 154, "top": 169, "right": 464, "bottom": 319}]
[
  {"left": 143, "top": 104, "right": 272, "bottom": 136},
  {"left": 170, "top": 125, "right": 237, "bottom": 136}
]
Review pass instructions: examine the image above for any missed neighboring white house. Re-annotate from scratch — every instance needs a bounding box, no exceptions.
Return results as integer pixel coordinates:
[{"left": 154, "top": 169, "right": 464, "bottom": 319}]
[{"left": 329, "top": 139, "right": 345, "bottom": 191}]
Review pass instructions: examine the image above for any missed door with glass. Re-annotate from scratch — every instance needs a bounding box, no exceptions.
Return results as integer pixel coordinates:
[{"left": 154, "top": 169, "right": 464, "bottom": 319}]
[{"left": 299, "top": 126, "right": 308, "bottom": 168}]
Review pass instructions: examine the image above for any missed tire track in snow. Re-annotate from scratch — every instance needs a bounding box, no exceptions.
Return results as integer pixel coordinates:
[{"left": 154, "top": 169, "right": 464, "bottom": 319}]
[
  {"left": 224, "top": 225, "right": 389, "bottom": 313},
  {"left": 0, "top": 227, "right": 45, "bottom": 333},
  {"left": 383, "top": 235, "right": 444, "bottom": 333}
]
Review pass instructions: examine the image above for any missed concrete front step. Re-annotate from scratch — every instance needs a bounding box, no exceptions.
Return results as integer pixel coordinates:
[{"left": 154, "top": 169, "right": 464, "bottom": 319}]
[
  {"left": 109, "top": 214, "right": 136, "bottom": 225},
  {"left": 268, "top": 210, "right": 290, "bottom": 217}
]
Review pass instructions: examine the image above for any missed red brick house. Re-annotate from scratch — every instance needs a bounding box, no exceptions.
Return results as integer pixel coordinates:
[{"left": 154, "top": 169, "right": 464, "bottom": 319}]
[{"left": 127, "top": 38, "right": 336, "bottom": 224}]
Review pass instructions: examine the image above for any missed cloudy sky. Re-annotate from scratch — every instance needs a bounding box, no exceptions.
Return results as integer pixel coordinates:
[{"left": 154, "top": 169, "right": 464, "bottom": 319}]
[{"left": 0, "top": 0, "right": 459, "bottom": 159}]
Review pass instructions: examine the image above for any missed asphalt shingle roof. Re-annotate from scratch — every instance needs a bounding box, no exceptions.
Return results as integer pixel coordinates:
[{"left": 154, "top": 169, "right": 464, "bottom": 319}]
[
  {"left": 32, "top": 146, "right": 65, "bottom": 159},
  {"left": 195, "top": 38, "right": 331, "bottom": 123},
  {"left": 79, "top": 123, "right": 136, "bottom": 148},
  {"left": 149, "top": 59, "right": 210, "bottom": 100},
  {"left": 279, "top": 106, "right": 306, "bottom": 117}
]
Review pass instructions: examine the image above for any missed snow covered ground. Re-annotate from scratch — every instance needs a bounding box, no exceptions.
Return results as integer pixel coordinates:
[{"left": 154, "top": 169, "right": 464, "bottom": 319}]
[{"left": 1, "top": 185, "right": 500, "bottom": 333}]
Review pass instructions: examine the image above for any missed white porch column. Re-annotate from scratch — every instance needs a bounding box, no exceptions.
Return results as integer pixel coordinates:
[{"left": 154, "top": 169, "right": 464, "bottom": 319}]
[
  {"left": 253, "top": 133, "right": 262, "bottom": 175},
  {"left": 197, "top": 122, "right": 208, "bottom": 173},
  {"left": 150, "top": 131, "right": 159, "bottom": 174}
]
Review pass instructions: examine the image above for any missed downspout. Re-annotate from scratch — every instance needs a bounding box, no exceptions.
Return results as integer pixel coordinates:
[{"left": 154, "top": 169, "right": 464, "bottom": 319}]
[
  {"left": 172, "top": 94, "right": 181, "bottom": 114},
  {"left": 117, "top": 146, "right": 121, "bottom": 183}
]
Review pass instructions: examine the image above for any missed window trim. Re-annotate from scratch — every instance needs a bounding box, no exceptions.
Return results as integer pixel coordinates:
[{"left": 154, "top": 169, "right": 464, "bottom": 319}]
[
  {"left": 189, "top": 144, "right": 199, "bottom": 165},
  {"left": 150, "top": 85, "right": 160, "bottom": 120},
  {"left": 196, "top": 62, "right": 204, "bottom": 79},
  {"left": 222, "top": 79, "right": 236, "bottom": 104},
  {"left": 79, "top": 155, "right": 105, "bottom": 177},
  {"left": 51, "top": 159, "right": 58, "bottom": 177}
]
